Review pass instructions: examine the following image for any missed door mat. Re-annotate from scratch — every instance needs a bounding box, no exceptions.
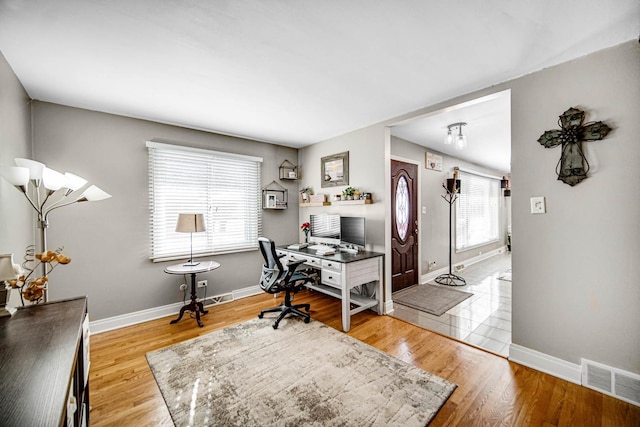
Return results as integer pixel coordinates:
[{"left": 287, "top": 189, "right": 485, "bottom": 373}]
[{"left": 393, "top": 284, "right": 473, "bottom": 316}]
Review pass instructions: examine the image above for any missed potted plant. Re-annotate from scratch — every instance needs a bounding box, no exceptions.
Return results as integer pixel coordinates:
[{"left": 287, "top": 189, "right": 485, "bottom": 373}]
[
  {"left": 342, "top": 187, "right": 357, "bottom": 200},
  {"left": 299, "top": 187, "right": 312, "bottom": 203}
]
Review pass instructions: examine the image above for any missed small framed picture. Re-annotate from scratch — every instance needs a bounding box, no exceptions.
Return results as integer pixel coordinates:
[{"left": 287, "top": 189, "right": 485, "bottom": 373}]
[
  {"left": 266, "top": 194, "right": 277, "bottom": 208},
  {"left": 425, "top": 152, "right": 443, "bottom": 171}
]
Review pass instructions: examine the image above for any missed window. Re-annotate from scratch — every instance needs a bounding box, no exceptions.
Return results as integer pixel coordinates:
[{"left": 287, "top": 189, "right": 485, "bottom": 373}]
[
  {"left": 455, "top": 170, "right": 500, "bottom": 251},
  {"left": 147, "top": 141, "right": 262, "bottom": 261}
]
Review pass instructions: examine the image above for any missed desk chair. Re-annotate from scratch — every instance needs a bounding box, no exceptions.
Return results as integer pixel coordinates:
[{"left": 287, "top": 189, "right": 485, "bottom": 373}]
[{"left": 257, "top": 237, "right": 314, "bottom": 329}]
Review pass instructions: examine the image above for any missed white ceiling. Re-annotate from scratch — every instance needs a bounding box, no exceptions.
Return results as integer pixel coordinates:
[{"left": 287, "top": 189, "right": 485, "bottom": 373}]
[
  {"left": 0, "top": 1, "right": 637, "bottom": 165},
  {"left": 391, "top": 90, "right": 512, "bottom": 173}
]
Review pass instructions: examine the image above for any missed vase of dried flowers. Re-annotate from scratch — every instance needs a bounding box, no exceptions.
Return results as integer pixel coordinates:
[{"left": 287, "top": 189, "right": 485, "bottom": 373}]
[{"left": 7, "top": 245, "right": 71, "bottom": 305}]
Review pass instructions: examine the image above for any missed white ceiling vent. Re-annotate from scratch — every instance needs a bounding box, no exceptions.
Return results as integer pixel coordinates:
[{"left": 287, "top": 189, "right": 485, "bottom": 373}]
[{"left": 581, "top": 359, "right": 640, "bottom": 407}]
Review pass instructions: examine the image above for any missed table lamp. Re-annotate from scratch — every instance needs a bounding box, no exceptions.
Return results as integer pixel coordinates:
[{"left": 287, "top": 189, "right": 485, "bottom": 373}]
[
  {"left": 176, "top": 213, "right": 206, "bottom": 266},
  {"left": 0, "top": 254, "right": 19, "bottom": 317}
]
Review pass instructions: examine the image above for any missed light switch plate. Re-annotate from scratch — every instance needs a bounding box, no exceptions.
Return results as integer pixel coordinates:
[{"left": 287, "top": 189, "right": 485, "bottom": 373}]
[{"left": 530, "top": 196, "right": 546, "bottom": 214}]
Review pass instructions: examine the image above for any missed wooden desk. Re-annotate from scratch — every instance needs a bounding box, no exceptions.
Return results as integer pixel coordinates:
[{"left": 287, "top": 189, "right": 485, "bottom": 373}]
[
  {"left": 0, "top": 297, "right": 89, "bottom": 427},
  {"left": 277, "top": 247, "right": 384, "bottom": 332},
  {"left": 165, "top": 260, "right": 220, "bottom": 327}
]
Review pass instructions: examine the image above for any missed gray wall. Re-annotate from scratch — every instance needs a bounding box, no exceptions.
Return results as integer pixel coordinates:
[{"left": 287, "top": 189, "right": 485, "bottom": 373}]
[
  {"left": 0, "top": 51, "right": 33, "bottom": 307},
  {"left": 509, "top": 41, "right": 639, "bottom": 372},
  {"left": 31, "top": 102, "right": 299, "bottom": 321},
  {"left": 391, "top": 137, "right": 510, "bottom": 274},
  {"left": 297, "top": 124, "right": 387, "bottom": 253}
]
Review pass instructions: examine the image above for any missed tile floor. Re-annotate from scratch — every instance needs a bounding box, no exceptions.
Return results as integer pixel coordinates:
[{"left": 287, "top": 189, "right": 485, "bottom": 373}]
[{"left": 391, "top": 252, "right": 512, "bottom": 357}]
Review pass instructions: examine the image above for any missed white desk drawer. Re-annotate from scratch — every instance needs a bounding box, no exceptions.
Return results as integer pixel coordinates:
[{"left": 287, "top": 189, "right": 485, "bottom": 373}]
[
  {"left": 321, "top": 269, "right": 342, "bottom": 287},
  {"left": 291, "top": 254, "right": 322, "bottom": 268},
  {"left": 322, "top": 259, "right": 342, "bottom": 272}
]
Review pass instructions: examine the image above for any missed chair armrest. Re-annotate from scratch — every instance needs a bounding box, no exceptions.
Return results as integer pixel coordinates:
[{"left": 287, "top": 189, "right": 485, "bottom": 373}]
[{"left": 286, "top": 259, "right": 306, "bottom": 271}]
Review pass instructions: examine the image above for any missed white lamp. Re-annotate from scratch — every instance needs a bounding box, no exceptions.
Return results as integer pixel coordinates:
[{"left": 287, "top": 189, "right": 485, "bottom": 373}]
[
  {"left": 0, "top": 158, "right": 112, "bottom": 301},
  {"left": 0, "top": 254, "right": 18, "bottom": 317},
  {"left": 176, "top": 213, "right": 206, "bottom": 266}
]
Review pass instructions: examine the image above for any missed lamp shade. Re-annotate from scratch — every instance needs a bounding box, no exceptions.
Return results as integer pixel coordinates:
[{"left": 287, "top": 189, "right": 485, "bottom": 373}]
[
  {"left": 79, "top": 185, "right": 112, "bottom": 201},
  {"left": 0, "top": 166, "right": 29, "bottom": 186},
  {"left": 0, "top": 254, "right": 17, "bottom": 281},
  {"left": 42, "top": 167, "right": 67, "bottom": 191},
  {"left": 64, "top": 172, "right": 88, "bottom": 191},
  {"left": 176, "top": 213, "right": 206, "bottom": 233},
  {"left": 15, "top": 158, "right": 45, "bottom": 181}
]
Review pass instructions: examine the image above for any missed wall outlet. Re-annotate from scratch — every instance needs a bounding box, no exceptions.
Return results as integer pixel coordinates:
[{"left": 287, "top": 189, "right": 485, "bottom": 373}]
[
  {"left": 197, "top": 280, "right": 208, "bottom": 288},
  {"left": 429, "top": 261, "right": 437, "bottom": 271},
  {"left": 179, "top": 283, "right": 187, "bottom": 291}
]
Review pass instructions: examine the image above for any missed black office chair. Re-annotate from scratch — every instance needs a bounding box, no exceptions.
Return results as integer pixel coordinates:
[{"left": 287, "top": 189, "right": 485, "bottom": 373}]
[{"left": 257, "top": 237, "right": 314, "bottom": 329}]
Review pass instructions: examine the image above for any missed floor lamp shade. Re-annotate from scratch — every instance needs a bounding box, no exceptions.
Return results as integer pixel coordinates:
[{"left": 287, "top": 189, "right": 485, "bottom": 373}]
[{"left": 176, "top": 213, "right": 206, "bottom": 266}]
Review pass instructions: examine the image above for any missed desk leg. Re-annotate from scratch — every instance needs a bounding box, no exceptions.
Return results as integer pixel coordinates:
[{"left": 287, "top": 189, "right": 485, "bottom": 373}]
[
  {"left": 377, "top": 257, "right": 384, "bottom": 315},
  {"left": 341, "top": 269, "right": 350, "bottom": 332},
  {"left": 170, "top": 272, "right": 208, "bottom": 327}
]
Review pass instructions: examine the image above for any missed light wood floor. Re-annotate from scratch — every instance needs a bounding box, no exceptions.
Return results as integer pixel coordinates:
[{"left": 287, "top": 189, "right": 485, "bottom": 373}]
[{"left": 89, "top": 290, "right": 639, "bottom": 426}]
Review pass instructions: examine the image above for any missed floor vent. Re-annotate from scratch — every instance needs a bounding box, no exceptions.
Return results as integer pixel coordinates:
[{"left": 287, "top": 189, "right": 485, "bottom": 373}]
[
  {"left": 202, "top": 292, "right": 234, "bottom": 306},
  {"left": 581, "top": 359, "right": 640, "bottom": 406}
]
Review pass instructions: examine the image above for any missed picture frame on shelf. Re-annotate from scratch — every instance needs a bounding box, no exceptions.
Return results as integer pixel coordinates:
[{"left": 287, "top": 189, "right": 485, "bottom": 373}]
[
  {"left": 265, "top": 194, "right": 277, "bottom": 208},
  {"left": 321, "top": 151, "right": 349, "bottom": 188},
  {"left": 425, "top": 152, "right": 443, "bottom": 171}
]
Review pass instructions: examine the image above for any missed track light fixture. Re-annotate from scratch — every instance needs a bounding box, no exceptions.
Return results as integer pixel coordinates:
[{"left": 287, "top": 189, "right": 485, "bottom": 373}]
[{"left": 445, "top": 122, "right": 467, "bottom": 151}]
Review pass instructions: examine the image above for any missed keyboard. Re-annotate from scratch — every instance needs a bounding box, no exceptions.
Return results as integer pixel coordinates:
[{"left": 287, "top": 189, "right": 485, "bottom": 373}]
[{"left": 308, "top": 244, "right": 330, "bottom": 251}]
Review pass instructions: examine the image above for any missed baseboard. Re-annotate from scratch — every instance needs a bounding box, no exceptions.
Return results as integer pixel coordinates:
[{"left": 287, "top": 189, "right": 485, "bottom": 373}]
[
  {"left": 384, "top": 299, "right": 395, "bottom": 315},
  {"left": 421, "top": 246, "right": 507, "bottom": 284},
  {"left": 509, "top": 344, "right": 582, "bottom": 385},
  {"left": 90, "top": 285, "right": 263, "bottom": 334}
]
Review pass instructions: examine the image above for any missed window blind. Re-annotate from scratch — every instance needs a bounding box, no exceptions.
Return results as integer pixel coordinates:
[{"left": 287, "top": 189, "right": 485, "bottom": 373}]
[
  {"left": 147, "top": 141, "right": 262, "bottom": 261},
  {"left": 455, "top": 170, "right": 500, "bottom": 251}
]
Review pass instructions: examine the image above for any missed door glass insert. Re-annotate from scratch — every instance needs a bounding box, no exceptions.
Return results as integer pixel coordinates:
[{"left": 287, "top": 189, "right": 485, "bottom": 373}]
[{"left": 396, "top": 176, "right": 409, "bottom": 240}]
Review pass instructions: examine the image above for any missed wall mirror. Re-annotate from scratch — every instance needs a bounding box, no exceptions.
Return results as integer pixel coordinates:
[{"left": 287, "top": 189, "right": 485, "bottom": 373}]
[{"left": 321, "top": 151, "right": 349, "bottom": 187}]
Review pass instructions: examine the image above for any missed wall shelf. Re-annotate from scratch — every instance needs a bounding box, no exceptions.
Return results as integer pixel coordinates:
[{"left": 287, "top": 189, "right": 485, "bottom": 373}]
[
  {"left": 279, "top": 159, "right": 298, "bottom": 180},
  {"left": 300, "top": 201, "right": 332, "bottom": 207},
  {"left": 262, "top": 180, "right": 288, "bottom": 210},
  {"left": 332, "top": 199, "right": 373, "bottom": 205}
]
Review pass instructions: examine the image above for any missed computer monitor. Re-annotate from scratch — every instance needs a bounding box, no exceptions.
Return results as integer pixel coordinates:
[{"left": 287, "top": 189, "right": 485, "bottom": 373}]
[
  {"left": 309, "top": 214, "right": 340, "bottom": 245},
  {"left": 340, "top": 216, "right": 366, "bottom": 248}
]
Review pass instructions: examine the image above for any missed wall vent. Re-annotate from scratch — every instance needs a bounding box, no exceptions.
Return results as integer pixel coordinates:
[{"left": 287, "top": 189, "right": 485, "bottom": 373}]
[
  {"left": 581, "top": 359, "right": 640, "bottom": 407},
  {"left": 202, "top": 292, "right": 234, "bottom": 306}
]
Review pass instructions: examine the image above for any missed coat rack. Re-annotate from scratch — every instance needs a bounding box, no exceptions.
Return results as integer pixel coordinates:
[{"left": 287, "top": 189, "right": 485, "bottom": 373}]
[{"left": 435, "top": 168, "right": 466, "bottom": 286}]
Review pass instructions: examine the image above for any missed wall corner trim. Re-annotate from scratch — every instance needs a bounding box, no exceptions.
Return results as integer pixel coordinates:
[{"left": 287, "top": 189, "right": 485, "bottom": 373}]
[{"left": 509, "top": 344, "right": 582, "bottom": 385}]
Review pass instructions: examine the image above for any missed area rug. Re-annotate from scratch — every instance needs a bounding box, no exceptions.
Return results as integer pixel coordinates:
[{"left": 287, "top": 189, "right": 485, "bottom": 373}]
[
  {"left": 393, "top": 284, "right": 473, "bottom": 316},
  {"left": 146, "top": 318, "right": 456, "bottom": 426}
]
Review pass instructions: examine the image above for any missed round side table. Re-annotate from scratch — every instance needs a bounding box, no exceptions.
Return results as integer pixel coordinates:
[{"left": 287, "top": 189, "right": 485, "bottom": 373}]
[{"left": 164, "top": 260, "right": 220, "bottom": 327}]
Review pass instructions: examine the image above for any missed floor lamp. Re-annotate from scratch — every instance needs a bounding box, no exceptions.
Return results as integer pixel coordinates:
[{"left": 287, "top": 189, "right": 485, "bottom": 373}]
[
  {"left": 176, "top": 213, "right": 206, "bottom": 266},
  {"left": 435, "top": 170, "right": 466, "bottom": 287},
  {"left": 1, "top": 158, "right": 112, "bottom": 301}
]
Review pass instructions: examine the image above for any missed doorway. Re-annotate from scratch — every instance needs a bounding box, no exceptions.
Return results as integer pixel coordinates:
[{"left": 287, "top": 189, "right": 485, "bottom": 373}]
[
  {"left": 387, "top": 89, "right": 512, "bottom": 356},
  {"left": 391, "top": 159, "right": 419, "bottom": 293}
]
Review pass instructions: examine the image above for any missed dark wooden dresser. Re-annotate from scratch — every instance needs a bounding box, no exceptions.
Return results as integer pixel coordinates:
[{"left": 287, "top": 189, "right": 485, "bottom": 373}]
[{"left": 0, "top": 296, "right": 90, "bottom": 426}]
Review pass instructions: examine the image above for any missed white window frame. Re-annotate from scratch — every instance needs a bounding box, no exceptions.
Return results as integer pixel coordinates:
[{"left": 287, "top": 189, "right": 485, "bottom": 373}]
[
  {"left": 455, "top": 169, "right": 500, "bottom": 252},
  {"left": 147, "top": 141, "right": 263, "bottom": 262}
]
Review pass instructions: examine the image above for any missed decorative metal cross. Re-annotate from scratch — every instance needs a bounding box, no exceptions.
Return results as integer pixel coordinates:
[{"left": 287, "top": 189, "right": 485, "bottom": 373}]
[{"left": 537, "top": 107, "right": 611, "bottom": 186}]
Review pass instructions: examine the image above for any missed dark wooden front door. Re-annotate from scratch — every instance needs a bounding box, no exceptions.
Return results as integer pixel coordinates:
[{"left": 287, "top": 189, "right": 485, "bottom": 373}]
[{"left": 391, "top": 160, "right": 419, "bottom": 293}]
